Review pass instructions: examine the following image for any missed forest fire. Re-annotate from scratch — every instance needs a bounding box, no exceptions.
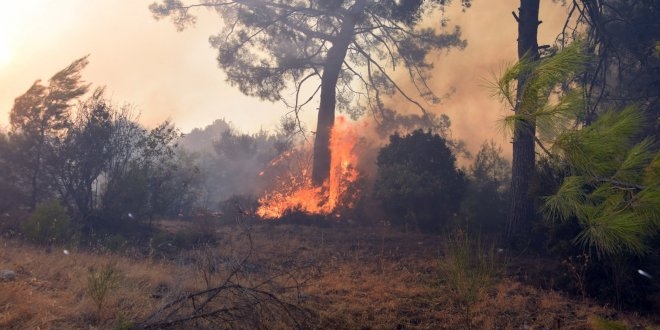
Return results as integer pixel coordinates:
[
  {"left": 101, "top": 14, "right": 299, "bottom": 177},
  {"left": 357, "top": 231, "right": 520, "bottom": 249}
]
[{"left": 256, "top": 116, "right": 364, "bottom": 219}]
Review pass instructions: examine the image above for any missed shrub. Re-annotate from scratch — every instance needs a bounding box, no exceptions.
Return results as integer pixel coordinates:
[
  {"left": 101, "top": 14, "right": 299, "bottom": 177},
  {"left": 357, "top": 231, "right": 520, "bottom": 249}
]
[
  {"left": 441, "top": 230, "right": 502, "bottom": 329},
  {"left": 102, "top": 234, "right": 129, "bottom": 253},
  {"left": 87, "top": 260, "right": 121, "bottom": 316},
  {"left": 374, "top": 130, "right": 466, "bottom": 232},
  {"left": 22, "top": 201, "right": 75, "bottom": 245},
  {"left": 460, "top": 140, "right": 510, "bottom": 235},
  {"left": 112, "top": 315, "right": 134, "bottom": 330}
]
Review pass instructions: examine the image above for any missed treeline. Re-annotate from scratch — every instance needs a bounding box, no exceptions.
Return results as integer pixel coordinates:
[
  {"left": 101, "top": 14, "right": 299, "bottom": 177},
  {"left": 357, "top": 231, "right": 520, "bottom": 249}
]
[
  {"left": 0, "top": 57, "right": 294, "bottom": 243},
  {"left": 1, "top": 57, "right": 190, "bottom": 236},
  {"left": 0, "top": 53, "right": 507, "bottom": 245},
  {"left": 177, "top": 117, "right": 295, "bottom": 210}
]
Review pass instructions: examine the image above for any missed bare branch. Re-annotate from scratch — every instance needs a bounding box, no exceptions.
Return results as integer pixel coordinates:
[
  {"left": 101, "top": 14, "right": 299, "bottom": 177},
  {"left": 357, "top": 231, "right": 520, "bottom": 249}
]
[
  {"left": 138, "top": 222, "right": 314, "bottom": 329},
  {"left": 352, "top": 42, "right": 432, "bottom": 121}
]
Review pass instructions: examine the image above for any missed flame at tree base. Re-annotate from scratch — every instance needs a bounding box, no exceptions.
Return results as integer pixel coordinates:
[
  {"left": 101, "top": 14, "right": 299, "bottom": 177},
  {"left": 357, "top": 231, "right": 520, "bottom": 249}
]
[{"left": 256, "top": 116, "right": 364, "bottom": 219}]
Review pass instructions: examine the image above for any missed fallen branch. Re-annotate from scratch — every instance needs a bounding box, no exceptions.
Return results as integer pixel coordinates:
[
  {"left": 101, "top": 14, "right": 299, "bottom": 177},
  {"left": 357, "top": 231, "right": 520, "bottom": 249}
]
[{"left": 137, "top": 220, "right": 315, "bottom": 330}]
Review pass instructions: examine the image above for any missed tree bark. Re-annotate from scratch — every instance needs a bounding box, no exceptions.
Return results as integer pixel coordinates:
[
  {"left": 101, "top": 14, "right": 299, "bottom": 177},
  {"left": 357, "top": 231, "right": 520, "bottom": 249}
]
[
  {"left": 507, "top": 0, "right": 540, "bottom": 240},
  {"left": 311, "top": 0, "right": 367, "bottom": 185}
]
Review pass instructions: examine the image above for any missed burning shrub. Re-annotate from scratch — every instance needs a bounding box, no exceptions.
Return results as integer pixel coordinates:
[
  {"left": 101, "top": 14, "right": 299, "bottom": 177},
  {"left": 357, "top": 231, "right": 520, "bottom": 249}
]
[
  {"left": 256, "top": 116, "right": 366, "bottom": 220},
  {"left": 374, "top": 130, "right": 466, "bottom": 232}
]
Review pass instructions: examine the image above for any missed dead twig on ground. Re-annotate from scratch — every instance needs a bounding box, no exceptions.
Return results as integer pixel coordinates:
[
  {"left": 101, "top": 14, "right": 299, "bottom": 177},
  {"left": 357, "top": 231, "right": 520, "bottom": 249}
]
[{"left": 137, "top": 218, "right": 315, "bottom": 330}]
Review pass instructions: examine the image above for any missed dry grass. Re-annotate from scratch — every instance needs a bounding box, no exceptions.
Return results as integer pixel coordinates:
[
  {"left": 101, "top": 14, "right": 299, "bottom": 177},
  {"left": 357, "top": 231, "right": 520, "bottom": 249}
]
[
  {"left": 1, "top": 222, "right": 659, "bottom": 329},
  {"left": 0, "top": 237, "right": 198, "bottom": 329}
]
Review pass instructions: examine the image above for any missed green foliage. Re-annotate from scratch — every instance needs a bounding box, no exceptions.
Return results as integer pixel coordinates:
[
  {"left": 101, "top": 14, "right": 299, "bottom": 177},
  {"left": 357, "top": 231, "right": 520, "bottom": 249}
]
[
  {"left": 56, "top": 89, "right": 114, "bottom": 220},
  {"left": 10, "top": 56, "right": 89, "bottom": 135},
  {"left": 8, "top": 57, "right": 91, "bottom": 209},
  {"left": 493, "top": 42, "right": 660, "bottom": 257},
  {"left": 461, "top": 140, "right": 510, "bottom": 233},
  {"left": 374, "top": 129, "right": 466, "bottom": 232},
  {"left": 80, "top": 116, "right": 197, "bottom": 234},
  {"left": 151, "top": 0, "right": 467, "bottom": 186},
  {"left": 588, "top": 316, "right": 626, "bottom": 330},
  {"left": 3, "top": 58, "right": 198, "bottom": 237},
  {"left": 22, "top": 201, "right": 74, "bottom": 245},
  {"left": 87, "top": 259, "right": 121, "bottom": 315},
  {"left": 544, "top": 107, "right": 660, "bottom": 257},
  {"left": 101, "top": 234, "right": 129, "bottom": 253},
  {"left": 576, "top": 0, "right": 660, "bottom": 125},
  {"left": 493, "top": 42, "right": 588, "bottom": 142},
  {"left": 98, "top": 166, "right": 150, "bottom": 231},
  {"left": 0, "top": 132, "right": 26, "bottom": 213},
  {"left": 150, "top": 0, "right": 465, "bottom": 117},
  {"left": 112, "top": 315, "right": 134, "bottom": 330}
]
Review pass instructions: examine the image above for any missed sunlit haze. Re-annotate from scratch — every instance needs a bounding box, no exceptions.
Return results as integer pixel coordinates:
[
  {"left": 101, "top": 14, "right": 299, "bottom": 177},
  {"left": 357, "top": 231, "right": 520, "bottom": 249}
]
[
  {"left": 0, "top": 0, "right": 567, "bottom": 155},
  {"left": 0, "top": 0, "right": 296, "bottom": 134},
  {"left": 0, "top": 34, "right": 11, "bottom": 67}
]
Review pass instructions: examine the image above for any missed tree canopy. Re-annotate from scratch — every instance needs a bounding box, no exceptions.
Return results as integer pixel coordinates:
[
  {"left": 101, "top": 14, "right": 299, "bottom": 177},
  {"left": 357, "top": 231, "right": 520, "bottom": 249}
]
[
  {"left": 150, "top": 0, "right": 467, "bottom": 184},
  {"left": 562, "top": 0, "right": 660, "bottom": 125},
  {"left": 544, "top": 107, "right": 660, "bottom": 257},
  {"left": 9, "top": 56, "right": 90, "bottom": 209}
]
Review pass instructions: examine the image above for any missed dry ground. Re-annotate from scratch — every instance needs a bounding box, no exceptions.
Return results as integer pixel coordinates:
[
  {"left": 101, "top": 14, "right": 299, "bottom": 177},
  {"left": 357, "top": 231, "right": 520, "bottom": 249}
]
[{"left": 1, "top": 221, "right": 659, "bottom": 329}]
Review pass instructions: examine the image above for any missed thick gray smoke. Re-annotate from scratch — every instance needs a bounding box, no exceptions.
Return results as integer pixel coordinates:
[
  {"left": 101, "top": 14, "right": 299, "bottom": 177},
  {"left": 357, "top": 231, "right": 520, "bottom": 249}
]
[{"left": 386, "top": 1, "right": 569, "bottom": 160}]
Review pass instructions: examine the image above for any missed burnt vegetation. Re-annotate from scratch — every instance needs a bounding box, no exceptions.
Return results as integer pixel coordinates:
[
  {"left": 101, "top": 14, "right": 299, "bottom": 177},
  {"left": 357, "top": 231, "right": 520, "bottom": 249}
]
[{"left": 2, "top": 0, "right": 660, "bottom": 329}]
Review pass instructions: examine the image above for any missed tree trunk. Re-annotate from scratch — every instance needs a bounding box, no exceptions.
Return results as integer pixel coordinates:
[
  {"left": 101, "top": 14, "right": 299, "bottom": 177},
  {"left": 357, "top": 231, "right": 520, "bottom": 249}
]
[
  {"left": 311, "top": 0, "right": 367, "bottom": 186},
  {"left": 507, "top": 0, "right": 540, "bottom": 240},
  {"left": 30, "top": 128, "right": 47, "bottom": 211},
  {"left": 311, "top": 45, "right": 341, "bottom": 185}
]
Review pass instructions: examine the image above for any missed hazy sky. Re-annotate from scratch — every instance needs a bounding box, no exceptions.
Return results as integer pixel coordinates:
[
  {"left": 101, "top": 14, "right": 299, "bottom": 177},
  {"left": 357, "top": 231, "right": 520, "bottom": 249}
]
[{"left": 0, "top": 1, "right": 568, "bottom": 155}]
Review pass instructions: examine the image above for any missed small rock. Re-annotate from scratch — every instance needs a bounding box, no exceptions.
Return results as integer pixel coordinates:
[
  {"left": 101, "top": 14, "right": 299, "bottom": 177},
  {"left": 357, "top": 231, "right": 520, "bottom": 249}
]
[{"left": 1, "top": 269, "right": 16, "bottom": 281}]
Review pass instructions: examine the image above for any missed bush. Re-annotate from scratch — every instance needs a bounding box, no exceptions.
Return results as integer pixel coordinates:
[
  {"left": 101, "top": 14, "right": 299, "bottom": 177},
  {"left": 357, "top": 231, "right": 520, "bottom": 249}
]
[
  {"left": 87, "top": 260, "right": 121, "bottom": 316},
  {"left": 22, "top": 201, "right": 75, "bottom": 245},
  {"left": 374, "top": 130, "right": 466, "bottom": 232},
  {"left": 460, "top": 140, "right": 510, "bottom": 235},
  {"left": 441, "top": 230, "right": 502, "bottom": 328},
  {"left": 102, "top": 234, "right": 129, "bottom": 253}
]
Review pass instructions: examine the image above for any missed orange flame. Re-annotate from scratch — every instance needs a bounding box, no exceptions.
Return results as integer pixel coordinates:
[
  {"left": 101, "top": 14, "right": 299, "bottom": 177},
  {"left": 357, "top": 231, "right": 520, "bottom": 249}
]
[{"left": 256, "top": 116, "right": 363, "bottom": 219}]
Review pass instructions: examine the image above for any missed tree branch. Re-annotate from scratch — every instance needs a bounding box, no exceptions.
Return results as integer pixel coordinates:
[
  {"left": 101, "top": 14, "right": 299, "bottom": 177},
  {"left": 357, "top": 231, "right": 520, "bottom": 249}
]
[
  {"left": 352, "top": 42, "right": 433, "bottom": 122},
  {"left": 594, "top": 177, "right": 646, "bottom": 191}
]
